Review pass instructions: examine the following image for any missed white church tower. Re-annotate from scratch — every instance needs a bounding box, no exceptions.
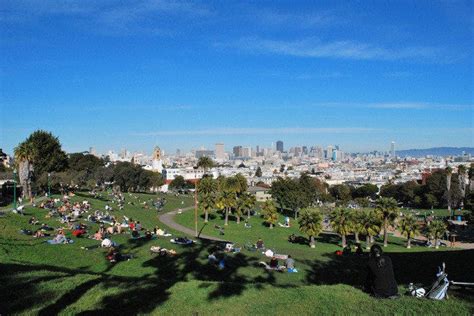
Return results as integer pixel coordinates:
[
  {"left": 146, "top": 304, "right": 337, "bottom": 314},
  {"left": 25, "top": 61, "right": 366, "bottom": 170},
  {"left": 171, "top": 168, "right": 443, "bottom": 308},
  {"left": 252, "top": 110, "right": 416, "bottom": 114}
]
[{"left": 152, "top": 146, "right": 163, "bottom": 173}]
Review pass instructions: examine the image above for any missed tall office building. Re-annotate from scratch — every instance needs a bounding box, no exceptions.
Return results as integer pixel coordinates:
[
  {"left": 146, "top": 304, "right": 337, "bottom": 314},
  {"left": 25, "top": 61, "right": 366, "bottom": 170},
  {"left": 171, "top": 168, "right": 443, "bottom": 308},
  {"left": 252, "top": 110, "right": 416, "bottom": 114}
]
[
  {"left": 242, "top": 147, "right": 251, "bottom": 158},
  {"left": 233, "top": 146, "right": 243, "bottom": 157},
  {"left": 326, "top": 145, "right": 333, "bottom": 160},
  {"left": 215, "top": 143, "right": 225, "bottom": 161},
  {"left": 276, "top": 140, "right": 284, "bottom": 152},
  {"left": 390, "top": 141, "right": 396, "bottom": 158}
]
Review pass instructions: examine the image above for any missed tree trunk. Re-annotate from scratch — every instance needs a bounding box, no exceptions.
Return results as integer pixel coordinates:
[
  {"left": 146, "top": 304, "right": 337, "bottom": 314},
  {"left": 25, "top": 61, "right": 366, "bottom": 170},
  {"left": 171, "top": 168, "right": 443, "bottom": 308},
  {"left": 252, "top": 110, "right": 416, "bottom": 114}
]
[
  {"left": 237, "top": 215, "right": 240, "bottom": 224},
  {"left": 366, "top": 235, "right": 371, "bottom": 250},
  {"left": 224, "top": 208, "right": 229, "bottom": 226},
  {"left": 355, "top": 232, "right": 360, "bottom": 243},
  {"left": 407, "top": 237, "right": 411, "bottom": 249},
  {"left": 383, "top": 218, "right": 388, "bottom": 247},
  {"left": 294, "top": 209, "right": 298, "bottom": 220},
  {"left": 435, "top": 238, "right": 439, "bottom": 249},
  {"left": 342, "top": 234, "right": 346, "bottom": 248},
  {"left": 310, "top": 235, "right": 315, "bottom": 248},
  {"left": 204, "top": 210, "right": 209, "bottom": 222},
  {"left": 247, "top": 209, "right": 251, "bottom": 219},
  {"left": 270, "top": 223, "right": 273, "bottom": 229}
]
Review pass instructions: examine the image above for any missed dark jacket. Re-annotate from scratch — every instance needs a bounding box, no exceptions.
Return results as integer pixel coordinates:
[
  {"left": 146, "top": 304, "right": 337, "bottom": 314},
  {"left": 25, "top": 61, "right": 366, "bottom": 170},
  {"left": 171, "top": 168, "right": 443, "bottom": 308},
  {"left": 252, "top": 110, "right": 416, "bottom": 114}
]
[{"left": 366, "top": 255, "right": 398, "bottom": 298}]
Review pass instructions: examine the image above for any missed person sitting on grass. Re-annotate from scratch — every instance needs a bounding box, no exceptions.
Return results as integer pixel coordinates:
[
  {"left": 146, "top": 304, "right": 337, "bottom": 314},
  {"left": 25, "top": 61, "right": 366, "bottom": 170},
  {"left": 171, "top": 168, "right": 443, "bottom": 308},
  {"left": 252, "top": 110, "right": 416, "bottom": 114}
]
[
  {"left": 144, "top": 230, "right": 153, "bottom": 240},
  {"left": 244, "top": 220, "right": 252, "bottom": 228},
  {"left": 29, "top": 216, "right": 39, "bottom": 225},
  {"left": 343, "top": 244, "right": 352, "bottom": 255},
  {"left": 269, "top": 256, "right": 279, "bottom": 269},
  {"left": 33, "top": 229, "right": 50, "bottom": 238},
  {"left": 208, "top": 251, "right": 218, "bottom": 265},
  {"left": 131, "top": 228, "right": 140, "bottom": 238},
  {"left": 355, "top": 243, "right": 364, "bottom": 255},
  {"left": 93, "top": 230, "right": 103, "bottom": 240},
  {"left": 285, "top": 255, "right": 297, "bottom": 273},
  {"left": 256, "top": 237, "right": 265, "bottom": 250},
  {"left": 365, "top": 244, "right": 399, "bottom": 298}
]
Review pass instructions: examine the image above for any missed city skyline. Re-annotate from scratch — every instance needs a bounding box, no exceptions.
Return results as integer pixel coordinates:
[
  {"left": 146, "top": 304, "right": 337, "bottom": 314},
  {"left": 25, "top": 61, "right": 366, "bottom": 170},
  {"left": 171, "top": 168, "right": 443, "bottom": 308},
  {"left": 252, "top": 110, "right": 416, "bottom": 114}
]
[{"left": 1, "top": 1, "right": 473, "bottom": 155}]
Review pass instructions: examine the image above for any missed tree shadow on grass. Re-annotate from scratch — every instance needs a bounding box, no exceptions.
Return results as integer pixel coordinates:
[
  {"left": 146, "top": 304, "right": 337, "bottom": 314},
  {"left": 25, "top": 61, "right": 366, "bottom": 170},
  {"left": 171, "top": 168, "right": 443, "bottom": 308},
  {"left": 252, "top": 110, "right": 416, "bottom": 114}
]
[
  {"left": 3, "top": 238, "right": 473, "bottom": 314},
  {"left": 303, "top": 249, "right": 474, "bottom": 304}
]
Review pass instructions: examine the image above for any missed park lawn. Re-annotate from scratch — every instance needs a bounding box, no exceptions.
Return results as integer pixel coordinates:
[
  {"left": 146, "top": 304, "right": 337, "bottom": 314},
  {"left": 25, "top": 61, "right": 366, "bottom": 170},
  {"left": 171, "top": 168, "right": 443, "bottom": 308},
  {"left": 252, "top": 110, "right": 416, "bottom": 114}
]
[{"left": 0, "top": 192, "right": 473, "bottom": 315}]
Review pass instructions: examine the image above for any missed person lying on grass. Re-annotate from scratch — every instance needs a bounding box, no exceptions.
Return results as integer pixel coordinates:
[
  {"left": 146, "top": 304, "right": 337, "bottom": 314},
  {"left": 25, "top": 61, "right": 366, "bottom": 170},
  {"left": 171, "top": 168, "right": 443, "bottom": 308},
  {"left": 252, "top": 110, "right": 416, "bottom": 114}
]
[
  {"left": 106, "top": 247, "right": 132, "bottom": 263},
  {"left": 47, "top": 231, "right": 70, "bottom": 244},
  {"left": 256, "top": 237, "right": 265, "bottom": 250},
  {"left": 33, "top": 229, "right": 50, "bottom": 238}
]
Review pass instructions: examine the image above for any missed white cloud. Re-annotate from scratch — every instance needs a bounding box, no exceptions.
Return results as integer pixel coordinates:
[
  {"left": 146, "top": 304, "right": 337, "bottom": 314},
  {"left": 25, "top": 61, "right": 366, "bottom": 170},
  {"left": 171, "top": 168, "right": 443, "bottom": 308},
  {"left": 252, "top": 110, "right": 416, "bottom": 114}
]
[
  {"left": 313, "top": 102, "right": 472, "bottom": 110},
  {"left": 225, "top": 37, "right": 444, "bottom": 62},
  {"left": 2, "top": 0, "right": 212, "bottom": 36}
]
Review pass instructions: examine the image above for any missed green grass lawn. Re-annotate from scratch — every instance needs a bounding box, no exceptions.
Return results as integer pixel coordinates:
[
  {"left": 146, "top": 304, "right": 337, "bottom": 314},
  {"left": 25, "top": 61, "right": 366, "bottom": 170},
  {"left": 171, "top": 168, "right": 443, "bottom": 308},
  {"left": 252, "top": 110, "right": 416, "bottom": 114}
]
[{"left": 1, "top": 192, "right": 473, "bottom": 315}]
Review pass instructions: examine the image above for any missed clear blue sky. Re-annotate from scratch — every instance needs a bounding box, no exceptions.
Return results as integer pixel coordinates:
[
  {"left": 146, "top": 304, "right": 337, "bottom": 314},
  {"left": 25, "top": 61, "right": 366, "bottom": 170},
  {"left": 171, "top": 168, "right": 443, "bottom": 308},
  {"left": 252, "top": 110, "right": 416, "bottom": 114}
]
[{"left": 1, "top": 0, "right": 473, "bottom": 155}]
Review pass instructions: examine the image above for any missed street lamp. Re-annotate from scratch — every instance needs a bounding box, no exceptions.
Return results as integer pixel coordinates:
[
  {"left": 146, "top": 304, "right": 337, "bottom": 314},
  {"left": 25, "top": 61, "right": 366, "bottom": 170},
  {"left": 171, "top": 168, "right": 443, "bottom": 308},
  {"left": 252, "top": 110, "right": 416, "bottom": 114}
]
[
  {"left": 13, "top": 168, "right": 17, "bottom": 211},
  {"left": 48, "top": 173, "right": 51, "bottom": 197}
]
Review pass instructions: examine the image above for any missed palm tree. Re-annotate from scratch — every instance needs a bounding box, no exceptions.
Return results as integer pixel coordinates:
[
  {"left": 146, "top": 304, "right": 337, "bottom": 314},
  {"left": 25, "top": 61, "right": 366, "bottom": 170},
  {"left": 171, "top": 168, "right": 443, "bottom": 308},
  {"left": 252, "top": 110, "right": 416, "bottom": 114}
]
[
  {"left": 298, "top": 208, "right": 323, "bottom": 248},
  {"left": 398, "top": 214, "right": 419, "bottom": 249},
  {"left": 428, "top": 220, "right": 447, "bottom": 249},
  {"left": 261, "top": 200, "right": 278, "bottom": 229},
  {"left": 197, "top": 156, "right": 214, "bottom": 175},
  {"left": 241, "top": 192, "right": 256, "bottom": 219},
  {"left": 220, "top": 189, "right": 237, "bottom": 226},
  {"left": 349, "top": 210, "right": 364, "bottom": 244},
  {"left": 360, "top": 209, "right": 381, "bottom": 250},
  {"left": 14, "top": 141, "right": 36, "bottom": 200},
  {"left": 375, "top": 197, "right": 398, "bottom": 247},
  {"left": 445, "top": 166, "right": 453, "bottom": 218},
  {"left": 329, "top": 208, "right": 352, "bottom": 248},
  {"left": 197, "top": 176, "right": 218, "bottom": 222},
  {"left": 217, "top": 176, "right": 240, "bottom": 225}
]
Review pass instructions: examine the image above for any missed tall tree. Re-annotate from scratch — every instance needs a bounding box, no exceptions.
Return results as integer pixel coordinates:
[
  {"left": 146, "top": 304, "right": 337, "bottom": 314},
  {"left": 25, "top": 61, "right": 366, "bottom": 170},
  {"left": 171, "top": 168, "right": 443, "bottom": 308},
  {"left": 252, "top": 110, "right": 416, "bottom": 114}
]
[
  {"left": 298, "top": 208, "right": 323, "bottom": 248},
  {"left": 241, "top": 192, "right": 256, "bottom": 219},
  {"left": 14, "top": 141, "right": 36, "bottom": 199},
  {"left": 261, "top": 200, "right": 278, "bottom": 229},
  {"left": 375, "top": 197, "right": 398, "bottom": 247},
  {"left": 197, "top": 156, "right": 214, "bottom": 174},
  {"left": 198, "top": 176, "right": 218, "bottom": 222},
  {"left": 398, "top": 214, "right": 419, "bottom": 249},
  {"left": 428, "top": 220, "right": 447, "bottom": 249},
  {"left": 15, "top": 130, "right": 68, "bottom": 198},
  {"left": 359, "top": 209, "right": 381, "bottom": 249},
  {"left": 220, "top": 177, "right": 240, "bottom": 225},
  {"left": 169, "top": 175, "right": 186, "bottom": 190},
  {"left": 255, "top": 166, "right": 262, "bottom": 177},
  {"left": 349, "top": 210, "right": 364, "bottom": 243},
  {"left": 329, "top": 208, "right": 352, "bottom": 248},
  {"left": 270, "top": 177, "right": 310, "bottom": 219},
  {"left": 446, "top": 167, "right": 453, "bottom": 217}
]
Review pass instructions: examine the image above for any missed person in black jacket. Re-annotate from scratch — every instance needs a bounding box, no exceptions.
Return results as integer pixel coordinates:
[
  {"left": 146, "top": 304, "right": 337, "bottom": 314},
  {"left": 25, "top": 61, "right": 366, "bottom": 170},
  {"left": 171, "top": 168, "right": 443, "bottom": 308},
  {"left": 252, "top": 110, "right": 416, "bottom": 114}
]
[{"left": 365, "top": 244, "right": 399, "bottom": 298}]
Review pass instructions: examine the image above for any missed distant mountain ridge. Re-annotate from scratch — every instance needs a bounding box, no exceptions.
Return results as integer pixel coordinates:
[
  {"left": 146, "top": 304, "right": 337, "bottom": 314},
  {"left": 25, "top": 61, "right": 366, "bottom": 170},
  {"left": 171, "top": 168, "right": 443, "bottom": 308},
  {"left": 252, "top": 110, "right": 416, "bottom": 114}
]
[{"left": 396, "top": 147, "right": 474, "bottom": 157}]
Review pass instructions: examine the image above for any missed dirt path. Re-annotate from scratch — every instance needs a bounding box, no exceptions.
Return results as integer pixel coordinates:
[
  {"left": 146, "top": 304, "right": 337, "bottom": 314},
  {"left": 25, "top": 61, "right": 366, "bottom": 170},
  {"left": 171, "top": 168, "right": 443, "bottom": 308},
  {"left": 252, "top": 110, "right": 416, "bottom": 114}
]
[{"left": 158, "top": 206, "right": 225, "bottom": 242}]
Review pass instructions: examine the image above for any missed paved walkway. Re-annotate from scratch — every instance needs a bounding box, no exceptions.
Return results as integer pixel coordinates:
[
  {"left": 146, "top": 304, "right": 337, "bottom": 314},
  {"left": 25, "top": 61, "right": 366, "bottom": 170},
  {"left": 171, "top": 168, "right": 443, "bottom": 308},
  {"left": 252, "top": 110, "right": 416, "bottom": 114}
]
[
  {"left": 158, "top": 206, "right": 225, "bottom": 242},
  {"left": 0, "top": 195, "right": 48, "bottom": 212}
]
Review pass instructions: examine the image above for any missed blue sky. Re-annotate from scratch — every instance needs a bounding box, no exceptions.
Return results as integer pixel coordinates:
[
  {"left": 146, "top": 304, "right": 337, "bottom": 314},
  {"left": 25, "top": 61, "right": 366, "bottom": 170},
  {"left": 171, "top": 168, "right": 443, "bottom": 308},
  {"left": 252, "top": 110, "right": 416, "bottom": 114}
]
[{"left": 1, "top": 0, "right": 473, "bottom": 155}]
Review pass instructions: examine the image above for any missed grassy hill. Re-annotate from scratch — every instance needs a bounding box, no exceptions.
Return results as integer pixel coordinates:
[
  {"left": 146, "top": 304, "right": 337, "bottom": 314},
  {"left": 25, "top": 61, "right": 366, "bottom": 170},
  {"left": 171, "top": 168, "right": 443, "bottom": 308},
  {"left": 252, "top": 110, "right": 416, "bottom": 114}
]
[{"left": 1, "top": 192, "right": 473, "bottom": 315}]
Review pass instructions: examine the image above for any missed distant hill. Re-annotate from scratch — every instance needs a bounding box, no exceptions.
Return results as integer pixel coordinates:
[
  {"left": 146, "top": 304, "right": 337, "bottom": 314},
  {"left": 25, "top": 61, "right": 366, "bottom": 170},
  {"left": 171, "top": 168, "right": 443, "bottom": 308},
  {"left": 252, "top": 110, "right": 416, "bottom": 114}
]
[{"left": 397, "top": 147, "right": 474, "bottom": 157}]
